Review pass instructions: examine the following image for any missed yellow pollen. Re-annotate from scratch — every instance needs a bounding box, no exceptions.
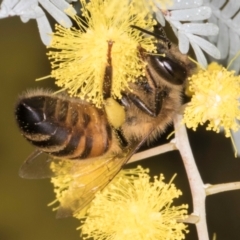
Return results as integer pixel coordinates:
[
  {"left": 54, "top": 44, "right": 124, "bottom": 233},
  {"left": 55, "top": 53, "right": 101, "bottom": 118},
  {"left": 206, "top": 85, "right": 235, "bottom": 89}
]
[
  {"left": 47, "top": 0, "right": 156, "bottom": 107},
  {"left": 183, "top": 62, "right": 240, "bottom": 137},
  {"left": 77, "top": 166, "right": 188, "bottom": 240}
]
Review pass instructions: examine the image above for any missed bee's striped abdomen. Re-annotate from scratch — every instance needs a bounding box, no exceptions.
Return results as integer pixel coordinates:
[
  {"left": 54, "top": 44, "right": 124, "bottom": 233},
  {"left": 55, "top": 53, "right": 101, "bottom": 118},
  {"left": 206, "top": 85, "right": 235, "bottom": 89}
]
[{"left": 15, "top": 94, "right": 112, "bottom": 160}]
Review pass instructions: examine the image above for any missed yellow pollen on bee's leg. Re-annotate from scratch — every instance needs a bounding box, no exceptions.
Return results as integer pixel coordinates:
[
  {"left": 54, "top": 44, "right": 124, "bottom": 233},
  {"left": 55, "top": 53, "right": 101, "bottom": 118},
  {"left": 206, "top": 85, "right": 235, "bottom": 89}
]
[{"left": 104, "top": 98, "right": 125, "bottom": 128}]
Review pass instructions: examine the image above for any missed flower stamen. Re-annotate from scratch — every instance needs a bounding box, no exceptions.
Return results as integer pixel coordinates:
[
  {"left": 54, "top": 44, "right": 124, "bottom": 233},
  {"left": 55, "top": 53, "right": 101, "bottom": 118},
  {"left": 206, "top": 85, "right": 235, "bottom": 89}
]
[
  {"left": 47, "top": 0, "right": 156, "bottom": 107},
  {"left": 183, "top": 62, "right": 240, "bottom": 137}
]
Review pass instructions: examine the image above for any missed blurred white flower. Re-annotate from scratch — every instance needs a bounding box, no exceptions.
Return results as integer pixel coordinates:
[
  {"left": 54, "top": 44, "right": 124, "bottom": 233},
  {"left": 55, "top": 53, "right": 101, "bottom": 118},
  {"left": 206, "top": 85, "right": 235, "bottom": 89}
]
[
  {"left": 0, "top": 0, "right": 76, "bottom": 45},
  {"left": 154, "top": 0, "right": 221, "bottom": 67},
  {"left": 203, "top": 0, "right": 240, "bottom": 74}
]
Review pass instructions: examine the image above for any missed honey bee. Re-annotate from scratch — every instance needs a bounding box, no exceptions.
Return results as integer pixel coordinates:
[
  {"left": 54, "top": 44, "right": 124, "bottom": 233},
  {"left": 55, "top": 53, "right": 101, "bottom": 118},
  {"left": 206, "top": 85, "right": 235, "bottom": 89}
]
[{"left": 15, "top": 24, "right": 195, "bottom": 217}]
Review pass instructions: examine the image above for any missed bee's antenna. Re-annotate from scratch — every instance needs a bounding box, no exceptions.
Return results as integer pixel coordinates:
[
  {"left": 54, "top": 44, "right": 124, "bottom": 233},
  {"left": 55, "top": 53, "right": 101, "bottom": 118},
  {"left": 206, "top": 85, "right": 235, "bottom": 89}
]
[{"left": 131, "top": 25, "right": 171, "bottom": 49}]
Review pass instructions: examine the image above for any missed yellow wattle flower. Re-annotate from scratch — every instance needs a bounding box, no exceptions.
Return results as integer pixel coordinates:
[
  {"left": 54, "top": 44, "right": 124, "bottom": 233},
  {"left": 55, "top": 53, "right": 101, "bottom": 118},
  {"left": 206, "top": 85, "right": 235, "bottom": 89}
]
[
  {"left": 78, "top": 166, "right": 188, "bottom": 240},
  {"left": 47, "top": 0, "right": 156, "bottom": 107},
  {"left": 183, "top": 62, "right": 240, "bottom": 137}
]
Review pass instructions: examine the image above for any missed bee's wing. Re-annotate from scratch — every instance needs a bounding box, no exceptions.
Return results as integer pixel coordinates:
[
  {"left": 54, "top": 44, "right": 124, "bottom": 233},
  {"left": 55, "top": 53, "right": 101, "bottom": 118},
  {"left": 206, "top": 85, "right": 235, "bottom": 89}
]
[
  {"left": 19, "top": 149, "right": 56, "bottom": 179},
  {"left": 55, "top": 137, "right": 148, "bottom": 218},
  {"left": 19, "top": 150, "right": 119, "bottom": 180},
  {"left": 54, "top": 154, "right": 127, "bottom": 217},
  {"left": 19, "top": 149, "right": 106, "bottom": 179},
  {"left": 19, "top": 149, "right": 135, "bottom": 217},
  {"left": 18, "top": 143, "right": 139, "bottom": 180},
  {"left": 19, "top": 131, "right": 152, "bottom": 218}
]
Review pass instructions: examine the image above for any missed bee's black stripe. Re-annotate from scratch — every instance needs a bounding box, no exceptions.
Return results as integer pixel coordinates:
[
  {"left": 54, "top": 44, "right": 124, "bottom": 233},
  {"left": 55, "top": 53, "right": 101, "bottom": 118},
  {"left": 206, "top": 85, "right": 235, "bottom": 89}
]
[
  {"left": 44, "top": 97, "right": 57, "bottom": 118},
  {"left": 71, "top": 109, "right": 79, "bottom": 126},
  {"left": 80, "top": 135, "right": 93, "bottom": 159},
  {"left": 57, "top": 100, "right": 69, "bottom": 122},
  {"left": 16, "top": 94, "right": 114, "bottom": 160},
  {"left": 53, "top": 130, "right": 83, "bottom": 157},
  {"left": 31, "top": 126, "right": 68, "bottom": 148},
  {"left": 82, "top": 113, "right": 91, "bottom": 128}
]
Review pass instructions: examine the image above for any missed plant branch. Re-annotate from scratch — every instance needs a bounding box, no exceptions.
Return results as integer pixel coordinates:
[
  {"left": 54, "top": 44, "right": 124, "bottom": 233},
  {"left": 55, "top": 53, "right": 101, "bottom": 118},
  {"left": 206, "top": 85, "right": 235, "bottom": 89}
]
[
  {"left": 128, "top": 142, "right": 176, "bottom": 164},
  {"left": 174, "top": 114, "right": 209, "bottom": 240},
  {"left": 177, "top": 214, "right": 199, "bottom": 224},
  {"left": 206, "top": 182, "right": 240, "bottom": 196}
]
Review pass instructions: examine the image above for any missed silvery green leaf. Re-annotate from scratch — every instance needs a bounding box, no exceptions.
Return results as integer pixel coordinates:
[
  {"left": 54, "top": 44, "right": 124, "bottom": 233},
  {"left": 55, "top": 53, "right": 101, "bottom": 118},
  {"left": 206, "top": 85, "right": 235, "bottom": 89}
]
[
  {"left": 47, "top": 0, "right": 76, "bottom": 15},
  {"left": 0, "top": 0, "right": 34, "bottom": 17},
  {"left": 233, "top": 11, "right": 240, "bottom": 30},
  {"left": 169, "top": 20, "right": 182, "bottom": 30},
  {"left": 187, "top": 33, "right": 221, "bottom": 59},
  {"left": 162, "top": 0, "right": 203, "bottom": 10},
  {"left": 178, "top": 31, "right": 190, "bottom": 54},
  {"left": 181, "top": 23, "right": 218, "bottom": 36},
  {"left": 20, "top": 6, "right": 43, "bottom": 23},
  {"left": 19, "top": 4, "right": 44, "bottom": 21},
  {"left": 203, "top": 0, "right": 240, "bottom": 73},
  {"left": 221, "top": 0, "right": 240, "bottom": 19},
  {"left": 217, "top": 19, "right": 229, "bottom": 59},
  {"left": 207, "top": 14, "right": 218, "bottom": 43},
  {"left": 0, "top": 0, "right": 75, "bottom": 45},
  {"left": 189, "top": 40, "right": 208, "bottom": 67},
  {"left": 168, "top": 7, "right": 212, "bottom": 21},
  {"left": 35, "top": 7, "right": 52, "bottom": 45},
  {"left": 155, "top": 11, "right": 165, "bottom": 26},
  {"left": 227, "top": 29, "right": 240, "bottom": 73},
  {"left": 211, "top": 0, "right": 226, "bottom": 9},
  {"left": 39, "top": 0, "right": 72, "bottom": 28}
]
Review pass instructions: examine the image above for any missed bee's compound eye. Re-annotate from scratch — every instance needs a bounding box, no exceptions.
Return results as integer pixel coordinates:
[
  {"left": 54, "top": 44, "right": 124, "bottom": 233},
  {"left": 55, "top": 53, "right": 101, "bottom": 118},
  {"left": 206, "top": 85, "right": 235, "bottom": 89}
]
[
  {"left": 152, "top": 56, "right": 187, "bottom": 85},
  {"left": 162, "top": 57, "right": 187, "bottom": 83}
]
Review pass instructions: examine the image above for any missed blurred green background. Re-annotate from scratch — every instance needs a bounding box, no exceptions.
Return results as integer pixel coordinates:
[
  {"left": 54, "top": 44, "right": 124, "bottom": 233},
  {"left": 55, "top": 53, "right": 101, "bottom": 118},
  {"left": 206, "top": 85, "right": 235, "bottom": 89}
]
[
  {"left": 0, "top": 16, "right": 80, "bottom": 240},
  {"left": 1, "top": 12, "right": 240, "bottom": 240}
]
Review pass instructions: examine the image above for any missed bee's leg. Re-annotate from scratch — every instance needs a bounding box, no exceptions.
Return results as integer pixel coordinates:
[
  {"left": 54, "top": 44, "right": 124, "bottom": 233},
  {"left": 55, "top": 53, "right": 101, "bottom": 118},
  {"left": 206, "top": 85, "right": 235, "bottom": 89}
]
[
  {"left": 122, "top": 87, "right": 166, "bottom": 118},
  {"left": 103, "top": 41, "right": 129, "bottom": 147},
  {"left": 103, "top": 40, "right": 114, "bottom": 100},
  {"left": 121, "top": 46, "right": 167, "bottom": 118}
]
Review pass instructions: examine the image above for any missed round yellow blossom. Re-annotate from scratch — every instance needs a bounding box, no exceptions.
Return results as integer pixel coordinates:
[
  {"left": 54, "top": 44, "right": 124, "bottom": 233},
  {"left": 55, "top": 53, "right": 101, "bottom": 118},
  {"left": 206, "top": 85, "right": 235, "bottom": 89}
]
[
  {"left": 183, "top": 62, "right": 240, "bottom": 137},
  {"left": 78, "top": 166, "right": 188, "bottom": 240},
  {"left": 48, "top": 0, "right": 156, "bottom": 107}
]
